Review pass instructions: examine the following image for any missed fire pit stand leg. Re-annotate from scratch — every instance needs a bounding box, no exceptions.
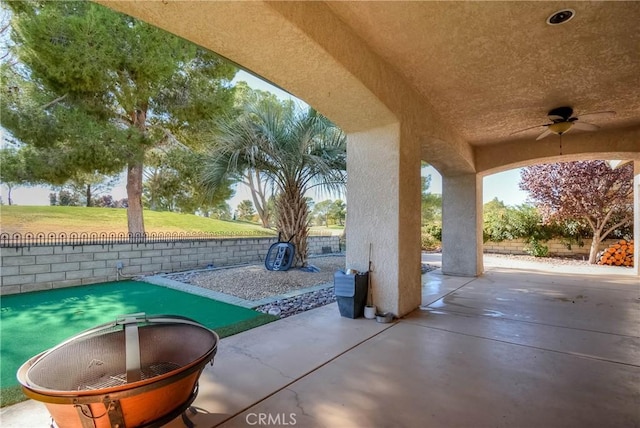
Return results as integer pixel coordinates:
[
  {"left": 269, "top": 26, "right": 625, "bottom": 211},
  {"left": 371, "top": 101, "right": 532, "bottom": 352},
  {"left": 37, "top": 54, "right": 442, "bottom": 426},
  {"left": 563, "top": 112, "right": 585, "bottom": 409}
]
[{"left": 181, "top": 409, "right": 196, "bottom": 428}]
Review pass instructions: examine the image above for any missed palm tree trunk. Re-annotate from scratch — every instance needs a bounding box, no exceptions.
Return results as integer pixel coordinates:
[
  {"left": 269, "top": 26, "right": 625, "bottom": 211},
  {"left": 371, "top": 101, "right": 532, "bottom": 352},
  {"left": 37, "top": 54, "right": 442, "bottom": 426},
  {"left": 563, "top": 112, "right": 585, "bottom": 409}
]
[{"left": 276, "top": 183, "right": 309, "bottom": 267}]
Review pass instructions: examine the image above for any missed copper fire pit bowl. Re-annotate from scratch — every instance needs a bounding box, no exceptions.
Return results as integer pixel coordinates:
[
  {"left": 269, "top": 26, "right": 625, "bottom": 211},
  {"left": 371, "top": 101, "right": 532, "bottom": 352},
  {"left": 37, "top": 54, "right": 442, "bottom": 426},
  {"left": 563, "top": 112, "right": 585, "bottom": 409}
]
[{"left": 17, "top": 314, "right": 218, "bottom": 428}]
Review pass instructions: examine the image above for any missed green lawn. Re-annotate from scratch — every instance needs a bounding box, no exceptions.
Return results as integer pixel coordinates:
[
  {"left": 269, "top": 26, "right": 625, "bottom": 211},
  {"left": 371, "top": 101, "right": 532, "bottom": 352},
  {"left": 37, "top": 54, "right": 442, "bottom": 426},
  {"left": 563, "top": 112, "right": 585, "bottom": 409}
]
[
  {"left": 309, "top": 225, "right": 344, "bottom": 236},
  {"left": 0, "top": 206, "right": 275, "bottom": 236}
]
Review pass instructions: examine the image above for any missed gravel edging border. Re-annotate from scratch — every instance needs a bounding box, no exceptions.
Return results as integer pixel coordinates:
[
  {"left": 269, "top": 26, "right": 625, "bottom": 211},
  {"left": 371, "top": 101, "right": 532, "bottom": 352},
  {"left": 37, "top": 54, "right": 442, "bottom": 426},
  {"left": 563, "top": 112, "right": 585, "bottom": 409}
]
[
  {"left": 250, "top": 282, "right": 333, "bottom": 307},
  {"left": 141, "top": 275, "right": 256, "bottom": 308},
  {"left": 142, "top": 274, "right": 336, "bottom": 310}
]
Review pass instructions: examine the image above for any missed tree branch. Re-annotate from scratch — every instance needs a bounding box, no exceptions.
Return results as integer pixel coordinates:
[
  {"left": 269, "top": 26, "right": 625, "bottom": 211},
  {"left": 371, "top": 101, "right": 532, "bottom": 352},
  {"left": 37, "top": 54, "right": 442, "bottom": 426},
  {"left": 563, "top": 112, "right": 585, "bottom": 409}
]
[
  {"left": 40, "top": 93, "right": 67, "bottom": 110},
  {"left": 595, "top": 209, "right": 614, "bottom": 236},
  {"left": 601, "top": 215, "right": 633, "bottom": 241}
]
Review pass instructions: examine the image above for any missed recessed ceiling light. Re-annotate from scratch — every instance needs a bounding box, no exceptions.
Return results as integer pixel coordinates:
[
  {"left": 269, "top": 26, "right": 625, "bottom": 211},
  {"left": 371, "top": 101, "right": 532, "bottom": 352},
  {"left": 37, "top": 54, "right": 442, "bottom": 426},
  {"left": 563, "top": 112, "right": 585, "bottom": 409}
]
[{"left": 547, "top": 9, "right": 575, "bottom": 25}]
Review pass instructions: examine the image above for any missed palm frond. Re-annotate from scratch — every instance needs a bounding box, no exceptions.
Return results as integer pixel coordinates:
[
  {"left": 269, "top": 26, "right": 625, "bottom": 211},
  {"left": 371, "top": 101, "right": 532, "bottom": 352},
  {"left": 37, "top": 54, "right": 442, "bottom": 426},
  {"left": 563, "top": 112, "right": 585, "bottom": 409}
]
[{"left": 201, "top": 96, "right": 346, "bottom": 264}]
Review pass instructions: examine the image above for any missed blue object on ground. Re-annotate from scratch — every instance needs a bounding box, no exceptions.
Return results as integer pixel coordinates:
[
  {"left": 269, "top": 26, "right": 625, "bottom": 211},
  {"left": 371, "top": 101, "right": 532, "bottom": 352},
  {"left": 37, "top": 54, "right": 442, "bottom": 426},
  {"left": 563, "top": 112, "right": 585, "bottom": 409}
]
[{"left": 265, "top": 242, "right": 295, "bottom": 271}]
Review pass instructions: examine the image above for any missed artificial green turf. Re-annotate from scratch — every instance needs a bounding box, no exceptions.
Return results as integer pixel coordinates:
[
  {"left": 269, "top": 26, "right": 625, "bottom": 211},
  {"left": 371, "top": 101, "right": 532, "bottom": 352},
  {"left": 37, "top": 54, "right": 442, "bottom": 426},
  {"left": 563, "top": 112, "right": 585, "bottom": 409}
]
[{"left": 0, "top": 281, "right": 277, "bottom": 407}]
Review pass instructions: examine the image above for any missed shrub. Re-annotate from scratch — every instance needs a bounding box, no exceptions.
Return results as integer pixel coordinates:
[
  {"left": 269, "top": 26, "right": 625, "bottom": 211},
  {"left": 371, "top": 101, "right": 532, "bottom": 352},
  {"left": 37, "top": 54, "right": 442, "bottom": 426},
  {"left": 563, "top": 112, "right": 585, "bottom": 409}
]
[
  {"left": 421, "top": 226, "right": 441, "bottom": 251},
  {"left": 525, "top": 238, "right": 549, "bottom": 257}
]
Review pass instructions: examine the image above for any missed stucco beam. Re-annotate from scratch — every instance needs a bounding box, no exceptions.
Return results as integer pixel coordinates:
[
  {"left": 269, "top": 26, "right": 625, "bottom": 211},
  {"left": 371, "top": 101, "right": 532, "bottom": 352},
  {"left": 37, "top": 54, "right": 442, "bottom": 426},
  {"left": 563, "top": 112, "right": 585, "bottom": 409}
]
[
  {"left": 475, "top": 125, "right": 640, "bottom": 175},
  {"left": 97, "top": 0, "right": 396, "bottom": 131}
]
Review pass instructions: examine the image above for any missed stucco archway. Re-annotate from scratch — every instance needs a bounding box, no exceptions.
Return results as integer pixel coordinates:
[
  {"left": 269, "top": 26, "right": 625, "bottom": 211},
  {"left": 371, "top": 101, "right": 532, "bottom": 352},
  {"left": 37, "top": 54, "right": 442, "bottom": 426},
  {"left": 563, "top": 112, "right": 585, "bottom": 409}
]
[{"left": 98, "top": 1, "right": 640, "bottom": 315}]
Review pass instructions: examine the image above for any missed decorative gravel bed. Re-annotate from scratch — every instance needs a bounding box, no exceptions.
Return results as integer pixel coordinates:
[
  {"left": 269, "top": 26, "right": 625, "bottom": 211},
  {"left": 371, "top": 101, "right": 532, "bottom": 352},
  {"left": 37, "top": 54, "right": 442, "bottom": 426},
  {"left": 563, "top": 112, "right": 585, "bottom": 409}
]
[
  {"left": 166, "top": 255, "right": 440, "bottom": 319},
  {"left": 166, "top": 255, "right": 347, "bottom": 301}
]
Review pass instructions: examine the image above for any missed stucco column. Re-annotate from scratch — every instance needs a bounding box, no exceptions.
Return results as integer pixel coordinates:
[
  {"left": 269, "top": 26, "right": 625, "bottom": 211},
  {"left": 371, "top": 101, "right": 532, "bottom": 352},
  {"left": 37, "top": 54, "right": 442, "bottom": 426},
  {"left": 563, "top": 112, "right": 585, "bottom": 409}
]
[
  {"left": 634, "top": 161, "right": 639, "bottom": 276},
  {"left": 346, "top": 123, "right": 422, "bottom": 318},
  {"left": 441, "top": 174, "right": 483, "bottom": 276}
]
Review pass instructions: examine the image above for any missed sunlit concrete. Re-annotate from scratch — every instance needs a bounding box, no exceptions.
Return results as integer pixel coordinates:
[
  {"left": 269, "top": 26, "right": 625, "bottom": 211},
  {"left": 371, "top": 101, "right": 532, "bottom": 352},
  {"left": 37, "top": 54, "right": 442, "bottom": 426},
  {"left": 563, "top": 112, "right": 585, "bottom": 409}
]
[
  {"left": 4, "top": 260, "right": 637, "bottom": 427},
  {"left": 214, "top": 265, "right": 639, "bottom": 428}
]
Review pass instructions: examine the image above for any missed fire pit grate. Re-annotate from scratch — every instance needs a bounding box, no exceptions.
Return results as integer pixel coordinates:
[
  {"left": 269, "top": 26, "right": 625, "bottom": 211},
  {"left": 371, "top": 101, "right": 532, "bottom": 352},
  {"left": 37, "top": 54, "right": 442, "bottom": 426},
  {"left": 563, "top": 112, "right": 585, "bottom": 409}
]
[{"left": 80, "top": 362, "right": 181, "bottom": 390}]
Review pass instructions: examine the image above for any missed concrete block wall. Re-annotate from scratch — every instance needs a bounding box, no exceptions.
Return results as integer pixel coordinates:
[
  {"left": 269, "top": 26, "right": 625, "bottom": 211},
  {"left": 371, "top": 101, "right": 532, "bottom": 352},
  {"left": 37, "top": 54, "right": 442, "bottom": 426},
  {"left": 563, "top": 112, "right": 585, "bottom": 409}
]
[
  {"left": 483, "top": 238, "right": 619, "bottom": 257},
  {"left": 0, "top": 236, "right": 340, "bottom": 295}
]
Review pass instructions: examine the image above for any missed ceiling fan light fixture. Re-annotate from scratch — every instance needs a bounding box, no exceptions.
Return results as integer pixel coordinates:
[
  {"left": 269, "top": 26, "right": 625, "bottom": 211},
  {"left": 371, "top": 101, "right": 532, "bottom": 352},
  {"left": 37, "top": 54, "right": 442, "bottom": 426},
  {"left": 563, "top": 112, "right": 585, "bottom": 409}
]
[
  {"left": 546, "top": 9, "right": 575, "bottom": 25},
  {"left": 548, "top": 121, "right": 573, "bottom": 135}
]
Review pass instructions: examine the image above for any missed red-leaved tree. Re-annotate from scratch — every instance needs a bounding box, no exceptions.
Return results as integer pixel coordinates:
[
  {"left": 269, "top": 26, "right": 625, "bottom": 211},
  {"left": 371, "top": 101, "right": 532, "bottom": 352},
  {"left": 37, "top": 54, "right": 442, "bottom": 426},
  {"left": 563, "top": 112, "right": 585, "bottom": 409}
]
[{"left": 519, "top": 161, "right": 633, "bottom": 264}]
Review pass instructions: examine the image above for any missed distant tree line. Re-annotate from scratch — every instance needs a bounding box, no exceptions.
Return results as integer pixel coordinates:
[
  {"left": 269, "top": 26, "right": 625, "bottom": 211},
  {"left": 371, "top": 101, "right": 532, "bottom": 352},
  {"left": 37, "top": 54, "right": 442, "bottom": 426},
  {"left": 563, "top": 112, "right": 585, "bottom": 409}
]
[{"left": 49, "top": 191, "right": 128, "bottom": 209}]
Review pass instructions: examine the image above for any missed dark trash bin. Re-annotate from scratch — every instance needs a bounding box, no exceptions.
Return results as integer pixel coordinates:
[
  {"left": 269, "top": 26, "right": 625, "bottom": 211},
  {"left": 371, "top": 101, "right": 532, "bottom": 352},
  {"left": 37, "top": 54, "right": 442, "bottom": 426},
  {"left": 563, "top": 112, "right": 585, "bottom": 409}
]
[{"left": 334, "top": 270, "right": 369, "bottom": 318}]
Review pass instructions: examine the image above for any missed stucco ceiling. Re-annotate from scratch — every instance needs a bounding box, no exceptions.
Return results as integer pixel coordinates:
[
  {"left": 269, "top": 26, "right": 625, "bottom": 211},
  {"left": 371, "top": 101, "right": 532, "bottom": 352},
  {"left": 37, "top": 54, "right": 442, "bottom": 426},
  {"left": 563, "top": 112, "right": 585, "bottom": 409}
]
[{"left": 325, "top": 1, "right": 640, "bottom": 146}]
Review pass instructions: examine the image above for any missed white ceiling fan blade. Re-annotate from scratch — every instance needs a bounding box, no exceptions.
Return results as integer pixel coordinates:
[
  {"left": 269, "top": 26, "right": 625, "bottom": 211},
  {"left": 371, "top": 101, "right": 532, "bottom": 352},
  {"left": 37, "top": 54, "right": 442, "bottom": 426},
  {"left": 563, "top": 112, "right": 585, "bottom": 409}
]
[
  {"left": 576, "top": 111, "right": 616, "bottom": 120},
  {"left": 572, "top": 121, "right": 599, "bottom": 131},
  {"left": 509, "top": 123, "right": 547, "bottom": 135},
  {"left": 536, "top": 128, "right": 553, "bottom": 140}
]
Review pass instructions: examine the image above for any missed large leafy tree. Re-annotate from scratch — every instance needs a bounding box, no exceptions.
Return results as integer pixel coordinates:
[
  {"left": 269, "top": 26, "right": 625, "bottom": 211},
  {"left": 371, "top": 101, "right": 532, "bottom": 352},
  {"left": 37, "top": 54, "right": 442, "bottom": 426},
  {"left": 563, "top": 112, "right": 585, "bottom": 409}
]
[
  {"left": 0, "top": 146, "right": 33, "bottom": 205},
  {"left": 311, "top": 199, "right": 333, "bottom": 226},
  {"left": 421, "top": 163, "right": 442, "bottom": 226},
  {"left": 328, "top": 199, "right": 347, "bottom": 226},
  {"left": 519, "top": 161, "right": 633, "bottom": 263},
  {"left": 1, "top": 1, "right": 236, "bottom": 234},
  {"left": 236, "top": 200, "right": 256, "bottom": 222},
  {"left": 312, "top": 199, "right": 347, "bottom": 227},
  {"left": 202, "top": 98, "right": 346, "bottom": 266},
  {"left": 65, "top": 172, "right": 119, "bottom": 207},
  {"left": 143, "top": 148, "right": 232, "bottom": 214}
]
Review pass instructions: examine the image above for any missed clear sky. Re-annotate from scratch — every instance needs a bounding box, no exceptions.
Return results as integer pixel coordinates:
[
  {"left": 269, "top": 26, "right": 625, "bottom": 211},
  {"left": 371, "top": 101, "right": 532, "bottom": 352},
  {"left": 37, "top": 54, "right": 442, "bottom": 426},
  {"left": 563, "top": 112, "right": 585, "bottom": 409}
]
[{"left": 1, "top": 70, "right": 529, "bottom": 208}]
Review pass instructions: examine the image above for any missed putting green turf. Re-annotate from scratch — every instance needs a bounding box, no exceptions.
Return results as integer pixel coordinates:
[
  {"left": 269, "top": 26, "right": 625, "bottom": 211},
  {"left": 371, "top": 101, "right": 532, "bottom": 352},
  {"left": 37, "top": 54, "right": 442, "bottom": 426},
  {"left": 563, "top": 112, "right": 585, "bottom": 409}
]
[{"left": 0, "top": 280, "right": 276, "bottom": 406}]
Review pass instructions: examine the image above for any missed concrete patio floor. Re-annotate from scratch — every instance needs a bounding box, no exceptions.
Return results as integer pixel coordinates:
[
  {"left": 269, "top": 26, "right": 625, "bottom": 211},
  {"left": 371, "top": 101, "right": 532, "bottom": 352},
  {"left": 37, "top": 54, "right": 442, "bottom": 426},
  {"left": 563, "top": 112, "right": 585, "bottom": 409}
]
[{"left": 2, "top": 257, "right": 638, "bottom": 427}]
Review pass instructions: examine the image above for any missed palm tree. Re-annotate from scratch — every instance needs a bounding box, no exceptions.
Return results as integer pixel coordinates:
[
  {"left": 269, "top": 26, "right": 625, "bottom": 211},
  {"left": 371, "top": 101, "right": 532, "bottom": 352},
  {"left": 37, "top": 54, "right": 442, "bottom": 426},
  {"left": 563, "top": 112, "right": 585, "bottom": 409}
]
[{"left": 202, "top": 98, "right": 346, "bottom": 266}]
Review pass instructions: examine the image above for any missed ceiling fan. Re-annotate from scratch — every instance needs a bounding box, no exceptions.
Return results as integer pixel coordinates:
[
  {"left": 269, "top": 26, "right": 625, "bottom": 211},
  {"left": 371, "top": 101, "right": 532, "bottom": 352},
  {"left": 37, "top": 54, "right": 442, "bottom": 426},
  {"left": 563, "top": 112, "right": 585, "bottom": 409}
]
[{"left": 512, "top": 106, "right": 615, "bottom": 140}]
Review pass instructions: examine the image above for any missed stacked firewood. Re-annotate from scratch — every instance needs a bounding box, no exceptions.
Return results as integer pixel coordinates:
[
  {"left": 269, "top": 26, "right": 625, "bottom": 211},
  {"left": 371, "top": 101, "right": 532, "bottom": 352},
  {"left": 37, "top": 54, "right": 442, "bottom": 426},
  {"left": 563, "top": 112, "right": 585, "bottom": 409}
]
[{"left": 597, "top": 239, "right": 634, "bottom": 267}]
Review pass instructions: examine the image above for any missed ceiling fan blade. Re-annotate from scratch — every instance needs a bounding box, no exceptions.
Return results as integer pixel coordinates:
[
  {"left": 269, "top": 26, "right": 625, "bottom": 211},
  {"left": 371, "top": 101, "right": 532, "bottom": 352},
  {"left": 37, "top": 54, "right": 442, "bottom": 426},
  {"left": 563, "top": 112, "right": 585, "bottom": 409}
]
[
  {"left": 576, "top": 110, "right": 616, "bottom": 120},
  {"left": 548, "top": 115, "right": 565, "bottom": 121},
  {"left": 536, "top": 128, "right": 553, "bottom": 140},
  {"left": 572, "top": 121, "right": 599, "bottom": 131},
  {"left": 509, "top": 123, "right": 548, "bottom": 135}
]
